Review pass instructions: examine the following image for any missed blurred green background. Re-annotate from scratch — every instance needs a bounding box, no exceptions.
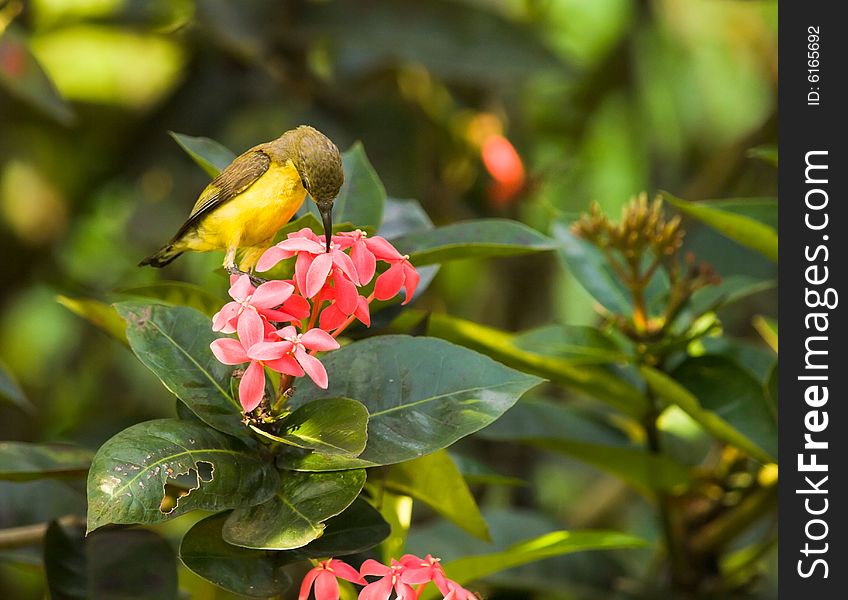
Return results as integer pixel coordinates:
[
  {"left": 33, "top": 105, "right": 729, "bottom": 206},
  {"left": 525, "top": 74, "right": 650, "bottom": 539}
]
[{"left": 1, "top": 0, "right": 776, "bottom": 597}]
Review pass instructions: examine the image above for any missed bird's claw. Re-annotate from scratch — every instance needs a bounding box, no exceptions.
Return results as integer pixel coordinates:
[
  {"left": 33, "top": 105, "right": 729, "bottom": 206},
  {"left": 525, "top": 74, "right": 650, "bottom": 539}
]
[{"left": 225, "top": 265, "right": 267, "bottom": 286}]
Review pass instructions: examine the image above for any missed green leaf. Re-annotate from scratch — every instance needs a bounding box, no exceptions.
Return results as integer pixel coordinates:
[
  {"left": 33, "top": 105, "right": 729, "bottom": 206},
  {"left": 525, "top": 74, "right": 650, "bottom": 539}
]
[
  {"left": 380, "top": 197, "right": 434, "bottom": 239},
  {"left": 279, "top": 336, "right": 542, "bottom": 470},
  {"left": 422, "top": 530, "right": 647, "bottom": 598},
  {"left": 385, "top": 450, "right": 490, "bottom": 541},
  {"left": 392, "top": 219, "right": 555, "bottom": 266},
  {"left": 753, "top": 315, "right": 778, "bottom": 353},
  {"left": 86, "top": 419, "right": 278, "bottom": 532},
  {"left": 297, "top": 497, "right": 390, "bottom": 557},
  {"left": 663, "top": 193, "right": 777, "bottom": 262},
  {"left": 116, "top": 281, "right": 224, "bottom": 317},
  {"left": 115, "top": 302, "right": 246, "bottom": 440},
  {"left": 641, "top": 366, "right": 774, "bottom": 464},
  {"left": 44, "top": 519, "right": 177, "bottom": 600},
  {"left": 426, "top": 313, "right": 649, "bottom": 418},
  {"left": 553, "top": 222, "right": 632, "bottom": 315},
  {"left": 180, "top": 512, "right": 293, "bottom": 598},
  {"left": 250, "top": 398, "right": 368, "bottom": 456},
  {"left": 0, "top": 358, "right": 35, "bottom": 413},
  {"left": 670, "top": 356, "right": 777, "bottom": 460},
  {"left": 306, "top": 142, "right": 386, "bottom": 230},
  {"left": 684, "top": 276, "right": 775, "bottom": 323},
  {"left": 0, "top": 442, "right": 92, "bottom": 481},
  {"left": 57, "top": 295, "right": 128, "bottom": 346},
  {"left": 512, "top": 324, "right": 630, "bottom": 364},
  {"left": 169, "top": 131, "right": 236, "bottom": 178},
  {"left": 0, "top": 26, "right": 75, "bottom": 125},
  {"left": 222, "top": 470, "right": 366, "bottom": 550},
  {"left": 449, "top": 453, "right": 525, "bottom": 487}
]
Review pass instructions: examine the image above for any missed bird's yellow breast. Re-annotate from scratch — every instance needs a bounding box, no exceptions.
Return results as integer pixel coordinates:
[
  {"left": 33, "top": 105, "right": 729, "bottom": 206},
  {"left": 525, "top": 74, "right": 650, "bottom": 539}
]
[{"left": 183, "top": 160, "right": 307, "bottom": 252}]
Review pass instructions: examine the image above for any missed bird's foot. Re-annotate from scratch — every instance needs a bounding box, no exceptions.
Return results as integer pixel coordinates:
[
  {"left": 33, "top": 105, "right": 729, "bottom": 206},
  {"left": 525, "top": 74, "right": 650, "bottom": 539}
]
[{"left": 225, "top": 265, "right": 268, "bottom": 286}]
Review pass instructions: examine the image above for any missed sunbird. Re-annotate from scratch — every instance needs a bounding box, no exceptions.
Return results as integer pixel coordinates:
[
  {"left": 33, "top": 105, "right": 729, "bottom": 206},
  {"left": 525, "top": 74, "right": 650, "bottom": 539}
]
[{"left": 140, "top": 125, "right": 343, "bottom": 272}]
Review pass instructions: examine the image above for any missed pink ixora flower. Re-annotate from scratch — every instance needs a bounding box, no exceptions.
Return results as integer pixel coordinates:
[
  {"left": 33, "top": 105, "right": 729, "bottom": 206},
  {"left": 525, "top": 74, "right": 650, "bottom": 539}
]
[
  {"left": 212, "top": 274, "right": 304, "bottom": 334},
  {"left": 374, "top": 255, "right": 420, "bottom": 305},
  {"left": 209, "top": 314, "right": 303, "bottom": 412},
  {"left": 273, "top": 325, "right": 340, "bottom": 389},
  {"left": 358, "top": 559, "right": 430, "bottom": 600},
  {"left": 398, "top": 554, "right": 476, "bottom": 600},
  {"left": 299, "top": 559, "right": 366, "bottom": 600}
]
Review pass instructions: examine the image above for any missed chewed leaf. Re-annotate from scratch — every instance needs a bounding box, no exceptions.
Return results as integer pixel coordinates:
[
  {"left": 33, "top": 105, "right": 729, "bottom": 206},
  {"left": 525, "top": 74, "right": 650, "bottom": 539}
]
[{"left": 86, "top": 419, "right": 278, "bottom": 532}]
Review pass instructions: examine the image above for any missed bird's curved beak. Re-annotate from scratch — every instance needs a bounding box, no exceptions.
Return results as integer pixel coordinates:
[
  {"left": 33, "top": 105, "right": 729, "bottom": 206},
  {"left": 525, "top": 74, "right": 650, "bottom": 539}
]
[{"left": 318, "top": 201, "right": 333, "bottom": 252}]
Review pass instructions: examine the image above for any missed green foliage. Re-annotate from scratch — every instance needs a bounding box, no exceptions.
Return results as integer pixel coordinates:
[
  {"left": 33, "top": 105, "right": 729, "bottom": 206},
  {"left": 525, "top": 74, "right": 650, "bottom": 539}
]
[
  {"left": 0, "top": 442, "right": 91, "bottom": 481},
  {"left": 0, "top": 358, "right": 34, "bottom": 413},
  {"left": 168, "top": 131, "right": 236, "bottom": 178}
]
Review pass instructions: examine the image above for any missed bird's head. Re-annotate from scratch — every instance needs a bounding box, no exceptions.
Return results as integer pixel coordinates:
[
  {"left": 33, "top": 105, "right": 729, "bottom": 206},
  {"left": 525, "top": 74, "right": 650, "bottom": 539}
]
[{"left": 291, "top": 126, "right": 343, "bottom": 252}]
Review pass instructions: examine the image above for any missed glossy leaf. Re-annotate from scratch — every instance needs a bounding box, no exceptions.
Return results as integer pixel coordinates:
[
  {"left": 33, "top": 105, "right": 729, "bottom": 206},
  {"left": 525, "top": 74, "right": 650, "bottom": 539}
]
[
  {"left": 512, "top": 324, "right": 630, "bottom": 364},
  {"left": 306, "top": 142, "right": 386, "bottom": 230},
  {"left": 0, "top": 442, "right": 92, "bottom": 481},
  {"left": 115, "top": 302, "right": 246, "bottom": 439},
  {"left": 641, "top": 366, "right": 774, "bottom": 464},
  {"left": 279, "top": 335, "right": 542, "bottom": 470},
  {"left": 0, "top": 26, "right": 74, "bottom": 124},
  {"left": 180, "top": 512, "right": 293, "bottom": 598},
  {"left": 380, "top": 197, "right": 434, "bottom": 239},
  {"left": 116, "top": 281, "right": 224, "bottom": 317},
  {"left": 86, "top": 419, "right": 278, "bottom": 532},
  {"left": 223, "top": 469, "right": 366, "bottom": 550},
  {"left": 297, "top": 497, "right": 390, "bottom": 557},
  {"left": 670, "top": 356, "right": 777, "bottom": 460},
  {"left": 44, "top": 519, "right": 177, "bottom": 600},
  {"left": 169, "top": 131, "right": 236, "bottom": 178},
  {"left": 427, "top": 313, "right": 649, "bottom": 418},
  {"left": 250, "top": 398, "right": 368, "bottom": 456},
  {"left": 57, "top": 295, "right": 128, "bottom": 346},
  {"left": 385, "top": 450, "right": 490, "bottom": 540},
  {"left": 421, "top": 530, "right": 647, "bottom": 598},
  {"left": 392, "top": 219, "right": 556, "bottom": 266},
  {"left": 663, "top": 193, "right": 777, "bottom": 262},
  {"left": 0, "top": 358, "right": 34, "bottom": 413},
  {"left": 553, "top": 222, "right": 632, "bottom": 315},
  {"left": 684, "top": 276, "right": 775, "bottom": 324}
]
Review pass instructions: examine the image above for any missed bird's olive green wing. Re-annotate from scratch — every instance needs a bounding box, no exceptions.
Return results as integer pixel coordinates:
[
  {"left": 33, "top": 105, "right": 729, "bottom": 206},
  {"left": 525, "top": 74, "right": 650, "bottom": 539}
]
[{"left": 171, "top": 148, "right": 272, "bottom": 241}]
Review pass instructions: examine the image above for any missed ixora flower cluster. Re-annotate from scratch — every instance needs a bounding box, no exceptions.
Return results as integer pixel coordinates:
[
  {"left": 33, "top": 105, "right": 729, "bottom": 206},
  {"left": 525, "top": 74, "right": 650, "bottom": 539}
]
[
  {"left": 300, "top": 555, "right": 476, "bottom": 600},
  {"left": 210, "top": 228, "right": 420, "bottom": 412}
]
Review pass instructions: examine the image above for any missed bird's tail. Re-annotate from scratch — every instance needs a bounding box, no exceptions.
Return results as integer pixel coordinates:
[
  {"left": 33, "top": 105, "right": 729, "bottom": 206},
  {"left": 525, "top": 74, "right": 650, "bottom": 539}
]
[{"left": 138, "top": 244, "right": 183, "bottom": 268}]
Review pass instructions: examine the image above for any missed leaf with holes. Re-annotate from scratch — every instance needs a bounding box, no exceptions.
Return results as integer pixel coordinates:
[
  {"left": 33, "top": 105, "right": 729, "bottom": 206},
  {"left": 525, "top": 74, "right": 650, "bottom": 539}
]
[
  {"left": 222, "top": 470, "right": 366, "bottom": 550},
  {"left": 86, "top": 419, "right": 278, "bottom": 533}
]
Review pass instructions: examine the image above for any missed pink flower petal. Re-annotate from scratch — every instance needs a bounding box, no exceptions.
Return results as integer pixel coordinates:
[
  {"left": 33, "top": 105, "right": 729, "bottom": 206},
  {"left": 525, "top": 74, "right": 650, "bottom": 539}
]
[
  {"left": 251, "top": 280, "right": 294, "bottom": 308},
  {"left": 229, "top": 274, "right": 255, "bottom": 301},
  {"left": 333, "top": 271, "right": 359, "bottom": 315},
  {"left": 354, "top": 296, "right": 371, "bottom": 327},
  {"left": 331, "top": 250, "right": 361, "bottom": 285},
  {"left": 247, "top": 341, "right": 289, "bottom": 361},
  {"left": 365, "top": 236, "right": 404, "bottom": 261},
  {"left": 374, "top": 262, "right": 404, "bottom": 301},
  {"left": 295, "top": 347, "right": 329, "bottom": 389},
  {"left": 212, "top": 302, "right": 240, "bottom": 332},
  {"left": 351, "top": 241, "right": 377, "bottom": 284},
  {"left": 264, "top": 354, "right": 304, "bottom": 377},
  {"left": 238, "top": 361, "right": 265, "bottom": 412},
  {"left": 210, "top": 338, "right": 248, "bottom": 365},
  {"left": 358, "top": 577, "right": 392, "bottom": 600},
  {"left": 328, "top": 560, "right": 366, "bottom": 584},
  {"left": 263, "top": 308, "right": 299, "bottom": 323},
  {"left": 278, "top": 237, "right": 325, "bottom": 253},
  {"left": 294, "top": 252, "right": 315, "bottom": 296},
  {"left": 306, "top": 252, "right": 334, "bottom": 298},
  {"left": 276, "top": 325, "right": 297, "bottom": 340},
  {"left": 401, "top": 262, "right": 420, "bottom": 305},
  {"left": 359, "top": 559, "right": 390, "bottom": 577},
  {"left": 314, "top": 571, "right": 339, "bottom": 600},
  {"left": 237, "top": 309, "right": 265, "bottom": 349},
  {"left": 298, "top": 568, "right": 320, "bottom": 600},
  {"left": 400, "top": 567, "right": 431, "bottom": 585},
  {"left": 282, "top": 294, "right": 312, "bottom": 320},
  {"left": 301, "top": 328, "right": 341, "bottom": 351},
  {"left": 319, "top": 304, "right": 347, "bottom": 331},
  {"left": 257, "top": 246, "right": 289, "bottom": 272}
]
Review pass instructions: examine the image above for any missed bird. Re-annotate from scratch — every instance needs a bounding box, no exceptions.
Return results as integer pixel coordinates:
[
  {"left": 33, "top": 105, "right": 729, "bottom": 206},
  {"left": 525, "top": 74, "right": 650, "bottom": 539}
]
[{"left": 139, "top": 125, "right": 343, "bottom": 273}]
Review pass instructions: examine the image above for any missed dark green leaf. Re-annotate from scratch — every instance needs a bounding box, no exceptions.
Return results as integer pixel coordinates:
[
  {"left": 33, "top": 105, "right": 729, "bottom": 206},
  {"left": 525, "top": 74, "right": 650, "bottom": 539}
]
[
  {"left": 553, "top": 222, "right": 632, "bottom": 315},
  {"left": 385, "top": 450, "right": 490, "bottom": 540},
  {"left": 44, "top": 519, "right": 177, "bottom": 600},
  {"left": 663, "top": 193, "right": 777, "bottom": 262},
  {"left": 86, "top": 419, "right": 278, "bottom": 532},
  {"left": 115, "top": 302, "right": 247, "bottom": 440},
  {"left": 0, "top": 358, "right": 34, "bottom": 413},
  {"left": 392, "top": 219, "right": 556, "bottom": 266},
  {"left": 57, "top": 295, "right": 128, "bottom": 346},
  {"left": 279, "top": 336, "right": 542, "bottom": 470},
  {"left": 671, "top": 356, "right": 777, "bottom": 459},
  {"left": 0, "top": 26, "right": 74, "bottom": 125},
  {"left": 169, "top": 131, "right": 236, "bottom": 178},
  {"left": 684, "top": 276, "right": 775, "bottom": 323},
  {"left": 0, "top": 442, "right": 92, "bottom": 481},
  {"left": 641, "top": 366, "right": 774, "bottom": 464},
  {"left": 380, "top": 197, "right": 434, "bottom": 239},
  {"left": 449, "top": 453, "right": 525, "bottom": 487},
  {"left": 297, "top": 497, "right": 390, "bottom": 557},
  {"left": 512, "top": 324, "right": 630, "bottom": 364},
  {"left": 250, "top": 398, "right": 368, "bottom": 456},
  {"left": 223, "top": 470, "right": 365, "bottom": 550},
  {"left": 180, "top": 512, "right": 293, "bottom": 598},
  {"left": 116, "top": 281, "right": 224, "bottom": 317}
]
